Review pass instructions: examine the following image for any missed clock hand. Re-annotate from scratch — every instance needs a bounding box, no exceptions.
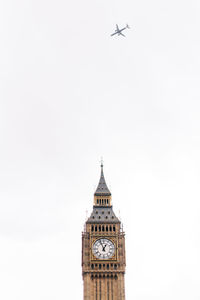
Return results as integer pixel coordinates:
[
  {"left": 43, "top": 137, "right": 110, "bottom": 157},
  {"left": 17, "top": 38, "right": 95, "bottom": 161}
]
[{"left": 100, "top": 241, "right": 105, "bottom": 251}]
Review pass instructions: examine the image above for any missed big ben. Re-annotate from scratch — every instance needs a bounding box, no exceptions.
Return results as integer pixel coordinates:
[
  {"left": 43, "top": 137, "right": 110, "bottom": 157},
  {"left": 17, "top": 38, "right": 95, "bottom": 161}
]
[{"left": 82, "top": 163, "right": 126, "bottom": 300}]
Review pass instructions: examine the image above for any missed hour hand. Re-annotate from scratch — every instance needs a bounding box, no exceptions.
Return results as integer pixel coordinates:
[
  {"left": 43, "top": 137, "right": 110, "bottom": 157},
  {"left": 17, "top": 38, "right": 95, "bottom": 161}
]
[{"left": 102, "top": 245, "right": 107, "bottom": 252}]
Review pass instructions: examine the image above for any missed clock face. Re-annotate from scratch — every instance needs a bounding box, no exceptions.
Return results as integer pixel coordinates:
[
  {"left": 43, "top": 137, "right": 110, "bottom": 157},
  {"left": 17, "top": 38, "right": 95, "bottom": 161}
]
[{"left": 93, "top": 238, "right": 115, "bottom": 260}]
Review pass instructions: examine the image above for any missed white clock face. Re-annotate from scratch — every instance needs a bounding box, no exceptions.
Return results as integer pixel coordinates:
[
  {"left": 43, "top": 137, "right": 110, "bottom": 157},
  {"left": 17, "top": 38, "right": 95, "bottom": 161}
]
[{"left": 93, "top": 238, "right": 115, "bottom": 260}]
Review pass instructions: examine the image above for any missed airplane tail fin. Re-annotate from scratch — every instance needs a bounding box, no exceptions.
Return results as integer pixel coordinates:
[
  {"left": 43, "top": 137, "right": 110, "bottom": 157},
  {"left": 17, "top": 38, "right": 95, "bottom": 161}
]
[{"left": 126, "top": 24, "right": 130, "bottom": 29}]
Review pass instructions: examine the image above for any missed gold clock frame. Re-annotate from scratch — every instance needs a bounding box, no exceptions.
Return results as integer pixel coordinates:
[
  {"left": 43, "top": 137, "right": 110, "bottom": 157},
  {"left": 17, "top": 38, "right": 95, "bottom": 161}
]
[{"left": 91, "top": 236, "right": 118, "bottom": 261}]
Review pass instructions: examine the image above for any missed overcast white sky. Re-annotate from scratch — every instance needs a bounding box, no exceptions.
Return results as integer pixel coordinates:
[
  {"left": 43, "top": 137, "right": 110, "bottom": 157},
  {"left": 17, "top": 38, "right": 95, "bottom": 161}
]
[{"left": 0, "top": 0, "right": 200, "bottom": 299}]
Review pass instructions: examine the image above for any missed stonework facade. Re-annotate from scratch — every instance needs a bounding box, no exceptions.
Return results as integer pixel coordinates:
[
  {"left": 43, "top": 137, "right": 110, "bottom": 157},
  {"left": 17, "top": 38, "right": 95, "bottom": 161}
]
[{"left": 82, "top": 164, "right": 126, "bottom": 300}]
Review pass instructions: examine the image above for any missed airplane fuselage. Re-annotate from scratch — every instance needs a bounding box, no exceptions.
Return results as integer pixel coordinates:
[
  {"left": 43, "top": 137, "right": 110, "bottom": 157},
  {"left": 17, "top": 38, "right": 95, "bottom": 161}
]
[{"left": 111, "top": 27, "right": 126, "bottom": 36}]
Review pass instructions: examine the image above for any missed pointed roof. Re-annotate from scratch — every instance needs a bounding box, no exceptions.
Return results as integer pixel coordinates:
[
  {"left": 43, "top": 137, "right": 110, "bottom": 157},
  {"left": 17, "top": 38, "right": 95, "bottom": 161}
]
[
  {"left": 86, "top": 206, "right": 119, "bottom": 224},
  {"left": 94, "top": 163, "right": 111, "bottom": 196}
]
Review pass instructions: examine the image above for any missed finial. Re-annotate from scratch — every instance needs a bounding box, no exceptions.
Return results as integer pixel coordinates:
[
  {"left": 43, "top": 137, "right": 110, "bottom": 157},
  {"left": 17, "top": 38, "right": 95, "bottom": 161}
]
[
  {"left": 118, "top": 210, "right": 121, "bottom": 221},
  {"left": 100, "top": 157, "right": 104, "bottom": 168}
]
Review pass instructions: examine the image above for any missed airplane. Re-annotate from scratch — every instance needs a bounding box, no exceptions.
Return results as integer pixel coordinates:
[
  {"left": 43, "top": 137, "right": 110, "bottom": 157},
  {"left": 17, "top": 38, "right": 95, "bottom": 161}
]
[{"left": 111, "top": 24, "right": 130, "bottom": 37}]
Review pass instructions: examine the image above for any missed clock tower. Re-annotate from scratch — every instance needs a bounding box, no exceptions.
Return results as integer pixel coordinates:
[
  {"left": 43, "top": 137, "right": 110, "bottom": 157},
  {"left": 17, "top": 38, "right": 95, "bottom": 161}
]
[{"left": 82, "top": 164, "right": 126, "bottom": 300}]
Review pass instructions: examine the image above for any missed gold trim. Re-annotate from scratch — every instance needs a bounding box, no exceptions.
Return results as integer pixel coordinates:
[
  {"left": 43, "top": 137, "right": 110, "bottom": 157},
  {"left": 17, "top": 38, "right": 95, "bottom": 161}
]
[{"left": 91, "top": 236, "right": 118, "bottom": 261}]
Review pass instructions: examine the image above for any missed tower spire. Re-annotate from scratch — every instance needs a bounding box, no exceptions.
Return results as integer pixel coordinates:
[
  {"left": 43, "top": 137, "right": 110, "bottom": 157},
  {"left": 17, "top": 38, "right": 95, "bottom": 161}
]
[{"left": 94, "top": 162, "right": 111, "bottom": 196}]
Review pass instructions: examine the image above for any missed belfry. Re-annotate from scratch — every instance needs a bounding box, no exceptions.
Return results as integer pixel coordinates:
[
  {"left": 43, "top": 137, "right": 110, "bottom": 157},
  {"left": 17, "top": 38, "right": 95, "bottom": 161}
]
[{"left": 82, "top": 164, "right": 126, "bottom": 300}]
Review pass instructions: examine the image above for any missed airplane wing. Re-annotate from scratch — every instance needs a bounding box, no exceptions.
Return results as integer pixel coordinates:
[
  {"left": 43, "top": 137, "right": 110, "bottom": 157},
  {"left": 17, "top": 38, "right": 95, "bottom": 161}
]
[{"left": 120, "top": 32, "right": 125, "bottom": 37}]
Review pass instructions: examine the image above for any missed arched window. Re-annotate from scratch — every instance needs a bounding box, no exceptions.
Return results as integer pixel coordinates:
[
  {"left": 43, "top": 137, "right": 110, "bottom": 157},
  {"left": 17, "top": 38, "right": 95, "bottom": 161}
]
[
  {"left": 110, "top": 225, "right": 112, "bottom": 231},
  {"left": 102, "top": 226, "right": 105, "bottom": 232},
  {"left": 99, "top": 225, "right": 101, "bottom": 232},
  {"left": 106, "top": 226, "right": 108, "bottom": 232},
  {"left": 113, "top": 225, "right": 116, "bottom": 232},
  {"left": 91, "top": 225, "right": 94, "bottom": 232},
  {"left": 95, "top": 226, "right": 97, "bottom": 232}
]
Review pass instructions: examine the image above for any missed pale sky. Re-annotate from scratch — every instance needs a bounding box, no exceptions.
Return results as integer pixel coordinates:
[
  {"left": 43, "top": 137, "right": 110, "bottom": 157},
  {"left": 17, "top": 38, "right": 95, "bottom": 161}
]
[{"left": 0, "top": 0, "right": 200, "bottom": 299}]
